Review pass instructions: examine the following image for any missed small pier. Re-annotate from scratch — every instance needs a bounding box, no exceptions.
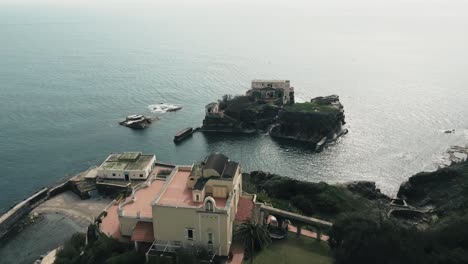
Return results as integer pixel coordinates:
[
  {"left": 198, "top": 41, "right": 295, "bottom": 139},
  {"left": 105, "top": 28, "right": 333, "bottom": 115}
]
[{"left": 173, "top": 127, "right": 200, "bottom": 143}]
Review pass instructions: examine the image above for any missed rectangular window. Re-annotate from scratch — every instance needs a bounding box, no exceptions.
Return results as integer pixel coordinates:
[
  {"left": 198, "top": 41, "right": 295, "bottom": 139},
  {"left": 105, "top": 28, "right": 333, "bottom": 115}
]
[
  {"left": 208, "top": 233, "right": 213, "bottom": 244},
  {"left": 139, "top": 174, "right": 143, "bottom": 177},
  {"left": 187, "top": 229, "right": 194, "bottom": 240},
  {"left": 196, "top": 194, "right": 200, "bottom": 201}
]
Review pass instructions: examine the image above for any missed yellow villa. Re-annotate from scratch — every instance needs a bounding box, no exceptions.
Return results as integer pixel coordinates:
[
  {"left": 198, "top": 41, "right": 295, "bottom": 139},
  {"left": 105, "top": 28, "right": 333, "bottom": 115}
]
[{"left": 100, "top": 153, "right": 256, "bottom": 261}]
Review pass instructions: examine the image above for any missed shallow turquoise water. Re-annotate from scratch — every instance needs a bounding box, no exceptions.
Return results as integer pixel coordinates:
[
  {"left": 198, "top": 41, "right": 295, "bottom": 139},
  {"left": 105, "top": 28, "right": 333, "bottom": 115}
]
[{"left": 1, "top": 0, "right": 468, "bottom": 213}]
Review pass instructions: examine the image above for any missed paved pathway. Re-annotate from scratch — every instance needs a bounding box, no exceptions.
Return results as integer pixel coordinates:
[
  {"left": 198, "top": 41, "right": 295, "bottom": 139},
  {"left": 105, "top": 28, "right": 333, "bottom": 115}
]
[{"left": 33, "top": 191, "right": 111, "bottom": 228}]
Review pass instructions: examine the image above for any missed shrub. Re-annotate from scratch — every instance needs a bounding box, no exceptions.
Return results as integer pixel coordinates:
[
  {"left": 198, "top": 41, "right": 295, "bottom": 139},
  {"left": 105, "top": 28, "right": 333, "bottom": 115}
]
[{"left": 106, "top": 251, "right": 145, "bottom": 264}]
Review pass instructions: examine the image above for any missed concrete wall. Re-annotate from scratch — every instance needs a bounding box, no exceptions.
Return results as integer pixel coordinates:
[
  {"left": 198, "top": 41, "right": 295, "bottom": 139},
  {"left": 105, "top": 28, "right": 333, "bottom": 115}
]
[
  {"left": 48, "top": 181, "right": 70, "bottom": 197},
  {"left": 119, "top": 216, "right": 139, "bottom": 237},
  {"left": 152, "top": 206, "right": 232, "bottom": 256},
  {"left": 0, "top": 188, "right": 48, "bottom": 238},
  {"left": 250, "top": 80, "right": 291, "bottom": 104},
  {"left": 251, "top": 80, "right": 290, "bottom": 89},
  {"left": 97, "top": 156, "right": 156, "bottom": 181},
  {"left": 203, "top": 168, "right": 220, "bottom": 177}
]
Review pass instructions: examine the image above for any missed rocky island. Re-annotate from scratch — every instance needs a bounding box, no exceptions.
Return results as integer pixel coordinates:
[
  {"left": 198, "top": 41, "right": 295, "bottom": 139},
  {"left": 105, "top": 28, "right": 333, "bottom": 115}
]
[{"left": 202, "top": 80, "right": 346, "bottom": 148}]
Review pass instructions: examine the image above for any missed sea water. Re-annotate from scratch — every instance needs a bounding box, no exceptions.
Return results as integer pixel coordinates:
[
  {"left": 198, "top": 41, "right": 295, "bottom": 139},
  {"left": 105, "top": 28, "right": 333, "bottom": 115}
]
[{"left": 1, "top": 0, "right": 468, "bottom": 213}]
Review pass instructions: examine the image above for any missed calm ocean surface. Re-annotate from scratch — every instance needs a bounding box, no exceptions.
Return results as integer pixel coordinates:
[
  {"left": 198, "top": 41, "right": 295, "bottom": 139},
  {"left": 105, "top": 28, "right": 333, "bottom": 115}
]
[{"left": 1, "top": 0, "right": 468, "bottom": 213}]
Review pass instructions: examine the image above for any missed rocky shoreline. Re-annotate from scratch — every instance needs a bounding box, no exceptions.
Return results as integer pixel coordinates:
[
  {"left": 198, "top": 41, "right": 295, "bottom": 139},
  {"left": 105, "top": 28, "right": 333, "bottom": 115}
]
[
  {"left": 242, "top": 145, "right": 468, "bottom": 230},
  {"left": 2, "top": 145, "right": 466, "bottom": 262},
  {"left": 202, "top": 94, "right": 347, "bottom": 147}
]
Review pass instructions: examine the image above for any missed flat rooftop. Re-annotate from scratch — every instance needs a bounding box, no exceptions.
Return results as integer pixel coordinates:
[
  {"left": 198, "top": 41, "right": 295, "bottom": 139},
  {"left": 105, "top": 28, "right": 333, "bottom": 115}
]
[
  {"left": 100, "top": 153, "right": 155, "bottom": 171},
  {"left": 121, "top": 166, "right": 171, "bottom": 218},
  {"left": 122, "top": 179, "right": 165, "bottom": 218},
  {"left": 252, "top": 79, "right": 289, "bottom": 83},
  {"left": 101, "top": 204, "right": 129, "bottom": 242},
  {"left": 157, "top": 169, "right": 227, "bottom": 209}
]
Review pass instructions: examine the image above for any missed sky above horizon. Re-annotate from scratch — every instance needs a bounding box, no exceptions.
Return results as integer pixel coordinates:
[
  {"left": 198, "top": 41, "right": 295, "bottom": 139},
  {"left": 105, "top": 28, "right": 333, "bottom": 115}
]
[{"left": 1, "top": 0, "right": 467, "bottom": 20}]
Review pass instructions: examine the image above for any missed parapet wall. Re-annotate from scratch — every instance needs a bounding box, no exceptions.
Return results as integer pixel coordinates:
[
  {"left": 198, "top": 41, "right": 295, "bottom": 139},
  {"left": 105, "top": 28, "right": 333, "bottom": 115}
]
[
  {"left": 0, "top": 188, "right": 48, "bottom": 238},
  {"left": 0, "top": 178, "right": 73, "bottom": 240}
]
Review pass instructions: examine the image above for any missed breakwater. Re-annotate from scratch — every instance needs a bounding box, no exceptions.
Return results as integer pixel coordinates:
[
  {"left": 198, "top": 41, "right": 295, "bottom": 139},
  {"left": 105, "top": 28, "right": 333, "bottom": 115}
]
[{"left": 0, "top": 181, "right": 70, "bottom": 240}]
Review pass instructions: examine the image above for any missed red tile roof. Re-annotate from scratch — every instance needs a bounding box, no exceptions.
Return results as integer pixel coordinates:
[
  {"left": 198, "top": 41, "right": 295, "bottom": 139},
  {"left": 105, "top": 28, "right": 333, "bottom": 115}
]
[
  {"left": 131, "top": 222, "right": 154, "bottom": 242},
  {"left": 235, "top": 197, "right": 254, "bottom": 221}
]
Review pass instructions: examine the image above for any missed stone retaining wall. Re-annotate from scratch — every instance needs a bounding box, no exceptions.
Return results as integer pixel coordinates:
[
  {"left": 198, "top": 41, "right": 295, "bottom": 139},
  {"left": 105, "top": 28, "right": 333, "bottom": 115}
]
[
  {"left": 0, "top": 188, "right": 48, "bottom": 238},
  {"left": 0, "top": 179, "right": 72, "bottom": 239}
]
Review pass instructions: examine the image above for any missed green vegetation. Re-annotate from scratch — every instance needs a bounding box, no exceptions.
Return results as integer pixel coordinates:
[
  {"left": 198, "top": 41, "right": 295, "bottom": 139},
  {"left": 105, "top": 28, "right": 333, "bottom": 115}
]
[
  {"left": 252, "top": 234, "right": 332, "bottom": 264},
  {"left": 328, "top": 161, "right": 468, "bottom": 264},
  {"left": 244, "top": 172, "right": 382, "bottom": 221},
  {"left": 398, "top": 161, "right": 468, "bottom": 225},
  {"left": 284, "top": 102, "right": 338, "bottom": 113},
  {"left": 329, "top": 213, "right": 468, "bottom": 264},
  {"left": 234, "top": 220, "right": 271, "bottom": 264},
  {"left": 56, "top": 226, "right": 223, "bottom": 264},
  {"left": 221, "top": 95, "right": 279, "bottom": 125},
  {"left": 204, "top": 94, "right": 344, "bottom": 142},
  {"left": 54, "top": 229, "right": 142, "bottom": 264}
]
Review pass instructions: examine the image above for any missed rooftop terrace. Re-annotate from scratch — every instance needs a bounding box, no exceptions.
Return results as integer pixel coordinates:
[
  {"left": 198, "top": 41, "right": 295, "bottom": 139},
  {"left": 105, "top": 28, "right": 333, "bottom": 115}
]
[
  {"left": 100, "top": 153, "right": 155, "bottom": 171},
  {"left": 156, "top": 169, "right": 227, "bottom": 209},
  {"left": 121, "top": 166, "right": 171, "bottom": 218},
  {"left": 121, "top": 179, "right": 165, "bottom": 218}
]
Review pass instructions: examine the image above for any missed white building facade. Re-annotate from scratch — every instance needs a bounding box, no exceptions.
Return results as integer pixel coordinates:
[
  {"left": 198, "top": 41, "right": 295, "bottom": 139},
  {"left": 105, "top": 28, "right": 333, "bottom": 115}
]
[
  {"left": 96, "top": 152, "right": 156, "bottom": 181},
  {"left": 248, "top": 79, "right": 294, "bottom": 105}
]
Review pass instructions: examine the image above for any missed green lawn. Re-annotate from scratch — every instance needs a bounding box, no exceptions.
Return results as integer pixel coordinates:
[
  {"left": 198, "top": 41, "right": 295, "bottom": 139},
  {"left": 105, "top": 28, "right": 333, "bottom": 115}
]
[
  {"left": 250, "top": 233, "right": 333, "bottom": 264},
  {"left": 284, "top": 102, "right": 338, "bottom": 113}
]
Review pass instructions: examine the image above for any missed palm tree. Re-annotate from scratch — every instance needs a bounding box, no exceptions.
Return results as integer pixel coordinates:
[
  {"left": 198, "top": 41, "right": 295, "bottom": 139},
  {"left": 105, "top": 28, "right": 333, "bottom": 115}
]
[{"left": 234, "top": 220, "right": 271, "bottom": 264}]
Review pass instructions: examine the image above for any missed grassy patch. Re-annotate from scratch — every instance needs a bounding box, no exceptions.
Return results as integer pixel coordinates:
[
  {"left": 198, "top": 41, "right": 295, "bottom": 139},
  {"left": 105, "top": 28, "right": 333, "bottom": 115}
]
[
  {"left": 251, "top": 234, "right": 333, "bottom": 264},
  {"left": 284, "top": 102, "right": 338, "bottom": 113}
]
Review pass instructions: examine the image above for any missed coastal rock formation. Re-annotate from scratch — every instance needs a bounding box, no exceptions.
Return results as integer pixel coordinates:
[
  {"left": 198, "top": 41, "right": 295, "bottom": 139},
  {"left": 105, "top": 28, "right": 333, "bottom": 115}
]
[
  {"left": 437, "top": 145, "right": 468, "bottom": 168},
  {"left": 269, "top": 95, "right": 346, "bottom": 143},
  {"left": 246, "top": 171, "right": 388, "bottom": 221},
  {"left": 398, "top": 160, "right": 468, "bottom": 217},
  {"left": 202, "top": 95, "right": 280, "bottom": 132},
  {"left": 345, "top": 181, "right": 387, "bottom": 200},
  {"left": 202, "top": 93, "right": 346, "bottom": 145}
]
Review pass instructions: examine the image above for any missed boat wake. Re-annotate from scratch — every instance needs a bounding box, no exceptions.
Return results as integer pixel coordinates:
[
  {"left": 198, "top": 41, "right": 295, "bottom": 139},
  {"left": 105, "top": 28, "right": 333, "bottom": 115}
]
[{"left": 148, "top": 103, "right": 182, "bottom": 113}]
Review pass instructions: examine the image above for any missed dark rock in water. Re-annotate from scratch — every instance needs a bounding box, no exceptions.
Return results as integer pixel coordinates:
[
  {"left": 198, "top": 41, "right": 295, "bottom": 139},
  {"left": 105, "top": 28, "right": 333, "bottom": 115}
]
[
  {"left": 269, "top": 95, "right": 346, "bottom": 143},
  {"left": 119, "top": 115, "right": 156, "bottom": 129},
  {"left": 438, "top": 145, "right": 468, "bottom": 168},
  {"left": 201, "top": 92, "right": 347, "bottom": 146},
  {"left": 346, "top": 181, "right": 387, "bottom": 200},
  {"left": 398, "top": 160, "right": 468, "bottom": 216}
]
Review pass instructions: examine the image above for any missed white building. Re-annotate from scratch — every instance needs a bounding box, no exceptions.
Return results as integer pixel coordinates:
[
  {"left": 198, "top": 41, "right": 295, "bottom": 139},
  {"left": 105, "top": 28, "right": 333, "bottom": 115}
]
[
  {"left": 247, "top": 80, "right": 294, "bottom": 105},
  {"left": 97, "top": 152, "right": 156, "bottom": 181},
  {"left": 205, "top": 102, "right": 223, "bottom": 117}
]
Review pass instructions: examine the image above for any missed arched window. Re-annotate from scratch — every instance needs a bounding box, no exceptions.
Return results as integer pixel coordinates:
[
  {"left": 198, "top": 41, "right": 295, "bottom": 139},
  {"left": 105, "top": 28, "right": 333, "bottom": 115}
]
[
  {"left": 204, "top": 196, "right": 216, "bottom": 212},
  {"left": 206, "top": 200, "right": 213, "bottom": 212}
]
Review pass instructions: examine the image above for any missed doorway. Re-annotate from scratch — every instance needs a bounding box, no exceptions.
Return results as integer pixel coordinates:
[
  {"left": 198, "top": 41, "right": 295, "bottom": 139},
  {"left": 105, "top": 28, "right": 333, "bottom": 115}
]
[{"left": 124, "top": 172, "right": 129, "bottom": 181}]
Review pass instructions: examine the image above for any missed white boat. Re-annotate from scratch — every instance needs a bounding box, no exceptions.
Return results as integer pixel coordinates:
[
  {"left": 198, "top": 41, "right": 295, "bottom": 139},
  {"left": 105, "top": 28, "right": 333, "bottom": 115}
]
[
  {"left": 148, "top": 103, "right": 183, "bottom": 113},
  {"left": 119, "top": 114, "right": 153, "bottom": 129},
  {"left": 126, "top": 114, "right": 144, "bottom": 120}
]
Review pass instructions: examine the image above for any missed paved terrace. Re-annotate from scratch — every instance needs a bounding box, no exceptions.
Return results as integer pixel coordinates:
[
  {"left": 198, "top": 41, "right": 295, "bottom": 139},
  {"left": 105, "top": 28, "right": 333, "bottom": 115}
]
[
  {"left": 235, "top": 197, "right": 254, "bottom": 221},
  {"left": 101, "top": 165, "right": 174, "bottom": 241},
  {"left": 120, "top": 165, "right": 173, "bottom": 218},
  {"left": 121, "top": 179, "right": 165, "bottom": 218},
  {"left": 101, "top": 203, "right": 129, "bottom": 242},
  {"left": 156, "top": 168, "right": 227, "bottom": 209}
]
